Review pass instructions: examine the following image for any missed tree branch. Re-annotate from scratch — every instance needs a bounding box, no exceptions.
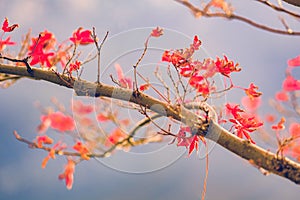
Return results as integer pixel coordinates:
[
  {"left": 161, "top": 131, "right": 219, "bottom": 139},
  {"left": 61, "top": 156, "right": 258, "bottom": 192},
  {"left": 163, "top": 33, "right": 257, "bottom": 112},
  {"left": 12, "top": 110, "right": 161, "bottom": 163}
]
[
  {"left": 283, "top": 0, "right": 300, "bottom": 7},
  {"left": 1, "top": 63, "right": 300, "bottom": 184},
  {"left": 175, "top": 0, "right": 300, "bottom": 35}
]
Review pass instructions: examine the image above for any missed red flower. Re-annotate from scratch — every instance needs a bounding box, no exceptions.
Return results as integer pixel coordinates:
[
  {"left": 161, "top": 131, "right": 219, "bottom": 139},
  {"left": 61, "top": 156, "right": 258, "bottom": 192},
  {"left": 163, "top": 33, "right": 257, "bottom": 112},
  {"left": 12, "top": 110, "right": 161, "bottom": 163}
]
[
  {"left": 287, "top": 55, "right": 300, "bottom": 67},
  {"left": 41, "top": 142, "right": 66, "bottom": 169},
  {"left": 28, "top": 30, "right": 56, "bottom": 68},
  {"left": 289, "top": 123, "right": 300, "bottom": 138},
  {"left": 115, "top": 63, "right": 132, "bottom": 89},
  {"left": 139, "top": 83, "right": 151, "bottom": 91},
  {"left": 271, "top": 117, "right": 285, "bottom": 131},
  {"left": 97, "top": 113, "right": 110, "bottom": 122},
  {"left": 275, "top": 90, "right": 289, "bottom": 102},
  {"left": 241, "top": 96, "right": 261, "bottom": 112},
  {"left": 282, "top": 75, "right": 300, "bottom": 91},
  {"left": 161, "top": 50, "right": 187, "bottom": 67},
  {"left": 265, "top": 114, "right": 276, "bottom": 123},
  {"left": 73, "top": 141, "right": 90, "bottom": 160},
  {"left": 0, "top": 36, "right": 16, "bottom": 51},
  {"left": 72, "top": 100, "right": 93, "bottom": 115},
  {"left": 244, "top": 83, "right": 262, "bottom": 99},
  {"left": 191, "top": 35, "right": 201, "bottom": 50},
  {"left": 58, "top": 159, "right": 75, "bottom": 190},
  {"left": 105, "top": 128, "right": 127, "bottom": 147},
  {"left": 226, "top": 103, "right": 262, "bottom": 143},
  {"left": 175, "top": 126, "right": 206, "bottom": 156},
  {"left": 215, "top": 55, "right": 241, "bottom": 78},
  {"left": 2, "top": 17, "right": 19, "bottom": 32},
  {"left": 70, "top": 27, "right": 94, "bottom": 45},
  {"left": 176, "top": 126, "right": 192, "bottom": 148},
  {"left": 69, "top": 60, "right": 81, "bottom": 73},
  {"left": 189, "top": 74, "right": 210, "bottom": 96},
  {"left": 226, "top": 103, "right": 244, "bottom": 119},
  {"left": 41, "top": 111, "right": 75, "bottom": 132},
  {"left": 151, "top": 27, "right": 163, "bottom": 37},
  {"left": 36, "top": 135, "right": 53, "bottom": 148}
]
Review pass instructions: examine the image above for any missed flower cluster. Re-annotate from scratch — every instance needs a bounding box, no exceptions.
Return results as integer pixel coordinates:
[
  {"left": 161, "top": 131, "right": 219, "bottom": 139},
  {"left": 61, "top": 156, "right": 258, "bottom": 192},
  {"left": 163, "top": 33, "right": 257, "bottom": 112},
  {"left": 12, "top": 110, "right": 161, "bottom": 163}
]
[
  {"left": 226, "top": 104, "right": 263, "bottom": 144},
  {"left": 174, "top": 126, "right": 206, "bottom": 156},
  {"left": 162, "top": 36, "right": 240, "bottom": 96}
]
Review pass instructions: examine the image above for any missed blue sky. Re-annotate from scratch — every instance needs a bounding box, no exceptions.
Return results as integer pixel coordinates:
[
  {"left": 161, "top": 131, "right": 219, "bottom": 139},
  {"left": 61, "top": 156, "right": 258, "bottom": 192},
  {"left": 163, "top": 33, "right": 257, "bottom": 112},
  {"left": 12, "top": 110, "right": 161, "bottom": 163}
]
[{"left": 1, "top": 0, "right": 300, "bottom": 199}]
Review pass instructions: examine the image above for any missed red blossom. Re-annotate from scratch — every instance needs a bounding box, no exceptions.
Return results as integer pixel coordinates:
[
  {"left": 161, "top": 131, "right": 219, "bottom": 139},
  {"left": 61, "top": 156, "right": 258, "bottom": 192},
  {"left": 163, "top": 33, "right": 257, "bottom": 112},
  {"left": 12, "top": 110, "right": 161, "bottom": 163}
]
[
  {"left": 73, "top": 141, "right": 90, "bottom": 160},
  {"left": 139, "top": 83, "right": 151, "bottom": 91},
  {"left": 30, "top": 51, "right": 55, "bottom": 67},
  {"left": 2, "top": 17, "right": 19, "bottom": 32},
  {"left": 241, "top": 96, "right": 261, "bottom": 112},
  {"left": 115, "top": 63, "right": 132, "bottom": 89},
  {"left": 287, "top": 55, "right": 300, "bottom": 67},
  {"left": 244, "top": 83, "right": 262, "bottom": 99},
  {"left": 215, "top": 55, "right": 241, "bottom": 78},
  {"left": 41, "top": 142, "right": 66, "bottom": 169},
  {"left": 41, "top": 111, "right": 75, "bottom": 132},
  {"left": 282, "top": 75, "right": 300, "bottom": 91},
  {"left": 36, "top": 135, "right": 53, "bottom": 148},
  {"left": 162, "top": 50, "right": 187, "bottom": 67},
  {"left": 69, "top": 60, "right": 81, "bottom": 73},
  {"left": 289, "top": 123, "right": 300, "bottom": 138},
  {"left": 58, "top": 159, "right": 75, "bottom": 190},
  {"left": 0, "top": 36, "right": 16, "bottom": 51},
  {"left": 175, "top": 126, "right": 206, "bottom": 156},
  {"left": 178, "top": 65, "right": 194, "bottom": 77},
  {"left": 265, "top": 114, "right": 276, "bottom": 123},
  {"left": 275, "top": 90, "right": 289, "bottom": 102},
  {"left": 188, "top": 135, "right": 199, "bottom": 156},
  {"left": 72, "top": 100, "right": 93, "bottom": 115},
  {"left": 70, "top": 27, "right": 94, "bottom": 45},
  {"left": 29, "top": 30, "right": 56, "bottom": 68},
  {"left": 191, "top": 35, "right": 201, "bottom": 50},
  {"left": 189, "top": 74, "right": 210, "bottom": 96},
  {"left": 226, "top": 103, "right": 262, "bottom": 143},
  {"left": 226, "top": 103, "right": 244, "bottom": 118},
  {"left": 271, "top": 117, "right": 285, "bottom": 131},
  {"left": 290, "top": 146, "right": 300, "bottom": 162},
  {"left": 97, "top": 113, "right": 110, "bottom": 122},
  {"left": 105, "top": 128, "right": 127, "bottom": 147},
  {"left": 151, "top": 27, "right": 163, "bottom": 37}
]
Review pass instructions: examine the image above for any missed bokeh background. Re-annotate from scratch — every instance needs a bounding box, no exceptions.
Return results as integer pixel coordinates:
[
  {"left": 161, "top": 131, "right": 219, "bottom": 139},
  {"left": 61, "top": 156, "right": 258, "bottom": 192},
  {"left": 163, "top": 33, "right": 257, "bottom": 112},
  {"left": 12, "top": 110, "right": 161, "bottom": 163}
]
[{"left": 1, "top": 0, "right": 300, "bottom": 199}]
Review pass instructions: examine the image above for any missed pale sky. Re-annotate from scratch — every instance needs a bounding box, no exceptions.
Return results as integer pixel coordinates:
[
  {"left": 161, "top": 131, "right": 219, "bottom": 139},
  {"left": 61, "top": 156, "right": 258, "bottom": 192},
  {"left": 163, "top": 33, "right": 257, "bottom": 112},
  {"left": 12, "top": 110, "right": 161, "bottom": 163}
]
[{"left": 1, "top": 1, "right": 300, "bottom": 200}]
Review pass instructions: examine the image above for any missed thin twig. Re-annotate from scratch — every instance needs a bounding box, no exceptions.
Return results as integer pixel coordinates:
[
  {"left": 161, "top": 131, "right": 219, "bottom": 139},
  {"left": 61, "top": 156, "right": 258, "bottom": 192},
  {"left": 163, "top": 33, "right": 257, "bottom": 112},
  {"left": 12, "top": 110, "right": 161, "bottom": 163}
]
[
  {"left": 256, "top": 0, "right": 300, "bottom": 18},
  {"left": 92, "top": 28, "right": 109, "bottom": 84},
  {"left": 175, "top": 0, "right": 300, "bottom": 35}
]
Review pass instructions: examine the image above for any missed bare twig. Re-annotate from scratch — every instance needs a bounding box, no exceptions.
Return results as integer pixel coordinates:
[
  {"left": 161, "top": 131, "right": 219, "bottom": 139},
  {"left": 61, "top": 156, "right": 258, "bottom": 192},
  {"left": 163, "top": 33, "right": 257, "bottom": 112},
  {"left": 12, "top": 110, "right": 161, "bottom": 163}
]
[
  {"left": 92, "top": 28, "right": 109, "bottom": 84},
  {"left": 175, "top": 0, "right": 300, "bottom": 35},
  {"left": 257, "top": 0, "right": 300, "bottom": 18}
]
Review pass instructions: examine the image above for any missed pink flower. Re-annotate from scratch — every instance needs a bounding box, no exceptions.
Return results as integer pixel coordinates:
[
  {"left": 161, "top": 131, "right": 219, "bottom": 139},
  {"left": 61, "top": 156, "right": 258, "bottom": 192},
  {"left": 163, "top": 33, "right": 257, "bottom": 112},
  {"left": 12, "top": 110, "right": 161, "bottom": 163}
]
[
  {"left": 151, "top": 27, "right": 163, "bottom": 37},
  {"left": 287, "top": 55, "right": 300, "bottom": 67},
  {"left": 115, "top": 63, "right": 132, "bottom": 89},
  {"left": 241, "top": 96, "right": 261, "bottom": 112},
  {"left": 69, "top": 27, "right": 94, "bottom": 45},
  {"left": 275, "top": 91, "right": 289, "bottom": 102},
  {"left": 41, "top": 111, "right": 75, "bottom": 132},
  {"left": 289, "top": 123, "right": 300, "bottom": 138},
  {"left": 68, "top": 60, "right": 81, "bottom": 73},
  {"left": 58, "top": 159, "right": 75, "bottom": 190},
  {"left": 282, "top": 76, "right": 300, "bottom": 91}
]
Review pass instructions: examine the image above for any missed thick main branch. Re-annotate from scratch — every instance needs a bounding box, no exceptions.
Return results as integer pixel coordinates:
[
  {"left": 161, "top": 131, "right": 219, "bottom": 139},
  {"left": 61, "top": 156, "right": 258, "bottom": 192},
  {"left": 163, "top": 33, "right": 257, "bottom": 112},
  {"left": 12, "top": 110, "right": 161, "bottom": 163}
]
[{"left": 1, "top": 63, "right": 300, "bottom": 184}]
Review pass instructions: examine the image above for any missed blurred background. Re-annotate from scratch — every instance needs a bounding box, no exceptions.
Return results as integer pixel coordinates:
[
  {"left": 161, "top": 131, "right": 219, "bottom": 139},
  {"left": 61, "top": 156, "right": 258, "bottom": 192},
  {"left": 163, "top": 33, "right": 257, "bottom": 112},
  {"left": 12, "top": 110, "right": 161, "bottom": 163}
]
[{"left": 1, "top": 0, "right": 300, "bottom": 199}]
